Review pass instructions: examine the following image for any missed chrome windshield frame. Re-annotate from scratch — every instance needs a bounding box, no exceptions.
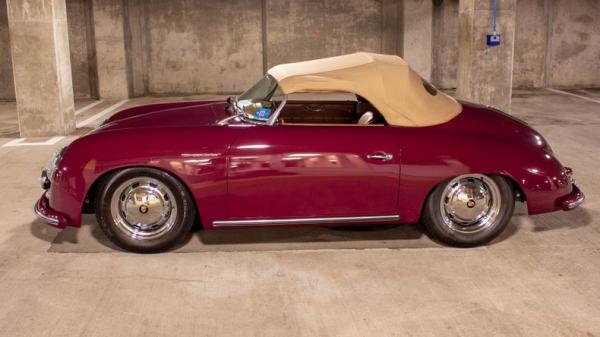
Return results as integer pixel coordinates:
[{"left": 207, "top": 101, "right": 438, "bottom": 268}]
[
  {"left": 217, "top": 94, "right": 288, "bottom": 126},
  {"left": 267, "top": 94, "right": 288, "bottom": 126}
]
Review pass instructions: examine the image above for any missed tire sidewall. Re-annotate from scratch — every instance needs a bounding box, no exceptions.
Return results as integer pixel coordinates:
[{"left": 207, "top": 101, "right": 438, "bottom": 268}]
[{"left": 96, "top": 168, "right": 195, "bottom": 253}]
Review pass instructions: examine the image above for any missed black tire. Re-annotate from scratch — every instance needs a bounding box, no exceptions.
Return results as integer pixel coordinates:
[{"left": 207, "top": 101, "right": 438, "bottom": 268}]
[
  {"left": 96, "top": 168, "right": 196, "bottom": 253},
  {"left": 422, "top": 174, "right": 514, "bottom": 247}
]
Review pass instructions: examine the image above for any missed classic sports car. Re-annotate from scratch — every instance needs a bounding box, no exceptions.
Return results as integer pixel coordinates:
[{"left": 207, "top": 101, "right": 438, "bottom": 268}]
[{"left": 35, "top": 52, "right": 584, "bottom": 252}]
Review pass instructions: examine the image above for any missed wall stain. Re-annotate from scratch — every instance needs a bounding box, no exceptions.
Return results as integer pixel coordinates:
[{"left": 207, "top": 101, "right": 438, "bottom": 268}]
[
  {"left": 574, "top": 14, "right": 593, "bottom": 24},
  {"left": 555, "top": 41, "right": 587, "bottom": 62}
]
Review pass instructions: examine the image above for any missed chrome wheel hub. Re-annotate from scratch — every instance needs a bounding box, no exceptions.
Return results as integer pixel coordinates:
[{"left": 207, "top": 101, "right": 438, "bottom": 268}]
[
  {"left": 110, "top": 177, "right": 177, "bottom": 240},
  {"left": 440, "top": 175, "right": 501, "bottom": 234}
]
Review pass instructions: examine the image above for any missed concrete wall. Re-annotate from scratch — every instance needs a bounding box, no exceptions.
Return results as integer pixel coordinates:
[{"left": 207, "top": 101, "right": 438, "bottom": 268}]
[
  {"left": 143, "top": 0, "right": 389, "bottom": 95},
  {"left": 93, "top": 0, "right": 130, "bottom": 98},
  {"left": 513, "top": 0, "right": 547, "bottom": 88},
  {"left": 549, "top": 0, "right": 600, "bottom": 88},
  {"left": 403, "top": 0, "right": 433, "bottom": 80},
  {"left": 3, "top": 0, "right": 97, "bottom": 100},
  {"left": 432, "top": 0, "right": 599, "bottom": 89},
  {"left": 66, "top": 0, "right": 96, "bottom": 98},
  {"left": 432, "top": 0, "right": 459, "bottom": 89},
  {"left": 1, "top": 0, "right": 599, "bottom": 102},
  {"left": 144, "top": 0, "right": 263, "bottom": 95},
  {"left": 125, "top": 0, "right": 146, "bottom": 97},
  {"left": 7, "top": 0, "right": 75, "bottom": 136},
  {"left": 0, "top": 0, "right": 15, "bottom": 100},
  {"left": 102, "top": 0, "right": 397, "bottom": 96},
  {"left": 456, "top": 0, "right": 516, "bottom": 112},
  {"left": 266, "top": 0, "right": 383, "bottom": 69}
]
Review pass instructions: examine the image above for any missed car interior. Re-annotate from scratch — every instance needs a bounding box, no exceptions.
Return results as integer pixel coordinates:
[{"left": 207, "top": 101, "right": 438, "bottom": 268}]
[{"left": 276, "top": 93, "right": 387, "bottom": 126}]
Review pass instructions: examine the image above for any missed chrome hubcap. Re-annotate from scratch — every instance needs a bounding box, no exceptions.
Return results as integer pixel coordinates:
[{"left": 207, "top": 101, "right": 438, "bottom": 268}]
[
  {"left": 110, "top": 177, "right": 177, "bottom": 240},
  {"left": 440, "top": 175, "right": 501, "bottom": 234}
]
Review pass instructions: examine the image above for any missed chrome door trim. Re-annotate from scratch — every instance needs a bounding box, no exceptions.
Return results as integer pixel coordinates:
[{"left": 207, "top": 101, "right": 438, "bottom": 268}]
[{"left": 213, "top": 215, "right": 400, "bottom": 227}]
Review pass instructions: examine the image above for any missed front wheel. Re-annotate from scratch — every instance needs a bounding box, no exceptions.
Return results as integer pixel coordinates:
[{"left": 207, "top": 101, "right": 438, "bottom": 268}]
[
  {"left": 96, "top": 168, "right": 196, "bottom": 253},
  {"left": 422, "top": 174, "right": 514, "bottom": 247}
]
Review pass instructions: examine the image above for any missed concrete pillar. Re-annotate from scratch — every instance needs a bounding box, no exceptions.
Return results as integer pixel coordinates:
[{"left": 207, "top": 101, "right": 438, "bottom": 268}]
[
  {"left": 431, "top": 0, "right": 459, "bottom": 89},
  {"left": 126, "top": 0, "right": 147, "bottom": 97},
  {"left": 402, "top": 0, "right": 433, "bottom": 80},
  {"left": 67, "top": 0, "right": 98, "bottom": 99},
  {"left": 6, "top": 0, "right": 75, "bottom": 137},
  {"left": 92, "top": 0, "right": 130, "bottom": 99},
  {"left": 0, "top": 0, "right": 15, "bottom": 101},
  {"left": 382, "top": 0, "right": 402, "bottom": 56},
  {"left": 456, "top": 0, "right": 516, "bottom": 112}
]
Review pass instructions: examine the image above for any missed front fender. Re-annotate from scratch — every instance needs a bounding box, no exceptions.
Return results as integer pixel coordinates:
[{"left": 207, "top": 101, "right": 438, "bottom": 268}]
[{"left": 48, "top": 125, "right": 234, "bottom": 227}]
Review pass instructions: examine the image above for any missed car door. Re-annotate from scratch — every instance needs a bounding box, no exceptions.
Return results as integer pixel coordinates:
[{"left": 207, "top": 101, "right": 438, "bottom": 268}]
[{"left": 225, "top": 124, "right": 400, "bottom": 221}]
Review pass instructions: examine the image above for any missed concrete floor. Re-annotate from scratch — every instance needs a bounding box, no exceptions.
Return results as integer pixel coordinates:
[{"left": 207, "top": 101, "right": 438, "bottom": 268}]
[{"left": 0, "top": 89, "right": 599, "bottom": 336}]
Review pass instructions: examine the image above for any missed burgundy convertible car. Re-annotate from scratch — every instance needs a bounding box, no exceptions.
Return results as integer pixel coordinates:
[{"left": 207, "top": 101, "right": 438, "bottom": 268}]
[{"left": 35, "top": 53, "right": 584, "bottom": 252}]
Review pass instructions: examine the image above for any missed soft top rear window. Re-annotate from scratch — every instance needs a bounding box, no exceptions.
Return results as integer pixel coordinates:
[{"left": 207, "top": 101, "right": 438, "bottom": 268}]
[{"left": 422, "top": 79, "right": 438, "bottom": 96}]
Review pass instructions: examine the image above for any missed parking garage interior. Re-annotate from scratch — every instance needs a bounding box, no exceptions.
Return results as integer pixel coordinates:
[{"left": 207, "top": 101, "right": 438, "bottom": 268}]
[{"left": 0, "top": 0, "right": 599, "bottom": 336}]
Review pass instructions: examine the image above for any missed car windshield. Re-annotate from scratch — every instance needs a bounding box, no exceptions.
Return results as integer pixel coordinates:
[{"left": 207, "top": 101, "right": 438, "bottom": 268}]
[{"left": 233, "top": 75, "right": 283, "bottom": 123}]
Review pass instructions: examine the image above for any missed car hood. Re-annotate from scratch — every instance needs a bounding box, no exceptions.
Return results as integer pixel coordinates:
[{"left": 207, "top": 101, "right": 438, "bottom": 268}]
[{"left": 100, "top": 100, "right": 232, "bottom": 130}]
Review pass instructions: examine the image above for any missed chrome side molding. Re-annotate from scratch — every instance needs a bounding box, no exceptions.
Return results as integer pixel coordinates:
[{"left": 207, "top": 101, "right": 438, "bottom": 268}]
[{"left": 213, "top": 215, "right": 400, "bottom": 227}]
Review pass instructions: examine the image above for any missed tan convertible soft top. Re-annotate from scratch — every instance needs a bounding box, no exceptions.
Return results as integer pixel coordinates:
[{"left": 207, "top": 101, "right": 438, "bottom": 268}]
[{"left": 267, "top": 52, "right": 462, "bottom": 127}]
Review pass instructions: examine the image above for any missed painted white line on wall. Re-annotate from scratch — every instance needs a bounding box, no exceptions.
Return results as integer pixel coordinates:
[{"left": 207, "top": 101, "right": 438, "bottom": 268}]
[
  {"left": 2, "top": 136, "right": 65, "bottom": 147},
  {"left": 75, "top": 100, "right": 104, "bottom": 116},
  {"left": 547, "top": 88, "right": 600, "bottom": 104},
  {"left": 76, "top": 99, "right": 129, "bottom": 128}
]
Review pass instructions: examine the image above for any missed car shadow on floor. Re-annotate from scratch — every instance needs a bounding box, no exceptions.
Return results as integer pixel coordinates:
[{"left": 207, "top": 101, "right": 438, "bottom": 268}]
[
  {"left": 522, "top": 206, "right": 594, "bottom": 232},
  {"left": 193, "top": 223, "right": 427, "bottom": 245},
  {"left": 32, "top": 215, "right": 439, "bottom": 252},
  {"left": 29, "top": 204, "right": 594, "bottom": 253}
]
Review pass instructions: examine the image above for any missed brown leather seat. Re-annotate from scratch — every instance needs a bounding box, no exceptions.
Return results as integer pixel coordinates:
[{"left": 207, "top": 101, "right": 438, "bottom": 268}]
[{"left": 358, "top": 111, "right": 374, "bottom": 125}]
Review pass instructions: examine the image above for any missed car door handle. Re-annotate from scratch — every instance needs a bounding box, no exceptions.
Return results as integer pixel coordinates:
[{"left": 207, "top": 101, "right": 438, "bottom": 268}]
[{"left": 367, "top": 152, "right": 393, "bottom": 161}]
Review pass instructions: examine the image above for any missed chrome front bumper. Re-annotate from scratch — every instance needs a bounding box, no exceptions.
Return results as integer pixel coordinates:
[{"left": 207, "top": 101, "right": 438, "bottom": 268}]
[
  {"left": 561, "top": 184, "right": 585, "bottom": 211},
  {"left": 34, "top": 193, "right": 67, "bottom": 228}
]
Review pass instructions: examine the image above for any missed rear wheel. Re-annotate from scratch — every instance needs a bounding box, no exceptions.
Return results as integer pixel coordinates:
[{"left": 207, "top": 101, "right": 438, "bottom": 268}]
[
  {"left": 96, "top": 168, "right": 196, "bottom": 253},
  {"left": 422, "top": 174, "right": 514, "bottom": 247}
]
